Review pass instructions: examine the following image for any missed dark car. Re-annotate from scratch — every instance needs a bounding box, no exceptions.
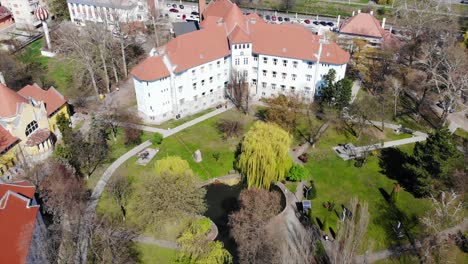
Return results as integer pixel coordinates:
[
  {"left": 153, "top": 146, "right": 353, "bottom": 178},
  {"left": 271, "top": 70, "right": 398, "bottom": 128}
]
[
  {"left": 278, "top": 17, "right": 283, "bottom": 22},
  {"left": 313, "top": 20, "right": 319, "bottom": 25},
  {"left": 191, "top": 11, "right": 199, "bottom": 16},
  {"left": 284, "top": 17, "right": 290, "bottom": 22},
  {"left": 319, "top": 21, "right": 327, "bottom": 26},
  {"left": 265, "top": 15, "right": 271, "bottom": 20},
  {"left": 172, "top": 4, "right": 177, "bottom": 8},
  {"left": 304, "top": 19, "right": 311, "bottom": 24},
  {"left": 179, "top": 4, "right": 184, "bottom": 9},
  {"left": 326, "top": 22, "right": 334, "bottom": 27},
  {"left": 169, "top": 8, "right": 179, "bottom": 13}
]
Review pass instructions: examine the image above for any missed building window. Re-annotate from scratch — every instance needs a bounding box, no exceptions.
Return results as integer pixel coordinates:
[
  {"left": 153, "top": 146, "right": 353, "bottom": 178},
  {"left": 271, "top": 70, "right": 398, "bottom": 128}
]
[
  {"left": 243, "top": 44, "right": 245, "bottom": 48},
  {"left": 217, "top": 61, "right": 221, "bottom": 67},
  {"left": 282, "top": 73, "right": 287, "bottom": 79},
  {"left": 209, "top": 64, "right": 213, "bottom": 70},
  {"left": 292, "top": 74, "right": 297, "bottom": 81},
  {"left": 235, "top": 58, "right": 240, "bottom": 65},
  {"left": 291, "top": 86, "right": 295, "bottom": 91},
  {"left": 234, "top": 45, "right": 237, "bottom": 49},
  {"left": 263, "top": 57, "right": 267, "bottom": 64},
  {"left": 283, "top": 60, "right": 287, "bottom": 67},
  {"left": 202, "top": 92, "right": 206, "bottom": 96},
  {"left": 210, "top": 77, "right": 213, "bottom": 83},
  {"left": 273, "top": 58, "right": 277, "bottom": 65},
  {"left": 253, "top": 67, "right": 258, "bottom": 74},
  {"left": 193, "top": 83, "right": 197, "bottom": 90},
  {"left": 201, "top": 66, "right": 205, "bottom": 73},
  {"left": 272, "top": 71, "right": 277, "bottom": 78},
  {"left": 244, "top": 58, "right": 248, "bottom": 65},
  {"left": 254, "top": 55, "right": 258, "bottom": 61},
  {"left": 293, "top": 61, "right": 298, "bottom": 68},
  {"left": 194, "top": 95, "right": 198, "bottom": 101},
  {"left": 281, "top": 85, "right": 285, "bottom": 91},
  {"left": 306, "top": 75, "right": 312, "bottom": 81},
  {"left": 263, "top": 70, "right": 267, "bottom": 76},
  {"left": 178, "top": 86, "right": 182, "bottom": 92},
  {"left": 148, "top": 93, "right": 150, "bottom": 97},
  {"left": 262, "top": 92, "right": 266, "bottom": 96},
  {"left": 252, "top": 79, "right": 257, "bottom": 85},
  {"left": 262, "top": 82, "right": 267, "bottom": 88},
  {"left": 243, "top": 70, "right": 248, "bottom": 77},
  {"left": 25, "top": 121, "right": 38, "bottom": 137},
  {"left": 217, "top": 73, "right": 221, "bottom": 80},
  {"left": 305, "top": 87, "right": 311, "bottom": 93},
  {"left": 308, "top": 62, "right": 313, "bottom": 69},
  {"left": 224, "top": 69, "right": 228, "bottom": 76},
  {"left": 201, "top": 80, "right": 205, "bottom": 86},
  {"left": 272, "top": 84, "right": 276, "bottom": 90},
  {"left": 180, "top": 98, "right": 185, "bottom": 105}
]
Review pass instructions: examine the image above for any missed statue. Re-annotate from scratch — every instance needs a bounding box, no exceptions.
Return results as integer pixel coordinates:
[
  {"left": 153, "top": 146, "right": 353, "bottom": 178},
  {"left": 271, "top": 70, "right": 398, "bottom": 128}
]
[{"left": 193, "top": 149, "right": 202, "bottom": 163}]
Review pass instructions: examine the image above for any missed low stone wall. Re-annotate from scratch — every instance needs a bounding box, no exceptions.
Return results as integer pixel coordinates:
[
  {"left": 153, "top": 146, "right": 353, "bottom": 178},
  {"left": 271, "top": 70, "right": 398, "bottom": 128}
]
[{"left": 200, "top": 173, "right": 241, "bottom": 187}]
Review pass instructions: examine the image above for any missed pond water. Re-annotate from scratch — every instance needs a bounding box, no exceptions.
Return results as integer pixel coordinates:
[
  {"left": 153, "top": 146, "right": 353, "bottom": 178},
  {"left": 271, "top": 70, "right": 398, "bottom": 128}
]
[{"left": 204, "top": 181, "right": 286, "bottom": 262}]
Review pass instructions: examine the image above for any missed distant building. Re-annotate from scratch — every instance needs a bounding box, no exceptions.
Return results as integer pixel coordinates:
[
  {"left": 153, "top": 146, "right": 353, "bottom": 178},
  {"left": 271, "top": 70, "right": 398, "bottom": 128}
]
[
  {"left": 131, "top": 0, "right": 350, "bottom": 123},
  {"left": 338, "top": 11, "right": 400, "bottom": 50},
  {"left": 1, "top": 0, "right": 50, "bottom": 30},
  {"left": 0, "top": 5, "right": 14, "bottom": 30},
  {"left": 67, "top": 0, "right": 149, "bottom": 27},
  {"left": 0, "top": 83, "right": 70, "bottom": 179},
  {"left": 0, "top": 181, "right": 47, "bottom": 264}
]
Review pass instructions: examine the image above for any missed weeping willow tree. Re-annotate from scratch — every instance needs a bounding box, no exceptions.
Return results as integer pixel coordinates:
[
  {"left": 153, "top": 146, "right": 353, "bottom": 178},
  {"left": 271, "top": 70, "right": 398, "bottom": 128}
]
[{"left": 238, "top": 122, "right": 293, "bottom": 189}]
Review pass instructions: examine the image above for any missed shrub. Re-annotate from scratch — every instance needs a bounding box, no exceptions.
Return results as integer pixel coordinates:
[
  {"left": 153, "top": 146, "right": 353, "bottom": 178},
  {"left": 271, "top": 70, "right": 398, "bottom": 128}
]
[
  {"left": 306, "top": 180, "right": 317, "bottom": 200},
  {"left": 123, "top": 127, "right": 142, "bottom": 146},
  {"left": 287, "top": 164, "right": 306, "bottom": 181},
  {"left": 151, "top": 132, "right": 163, "bottom": 145},
  {"left": 216, "top": 118, "right": 244, "bottom": 138}
]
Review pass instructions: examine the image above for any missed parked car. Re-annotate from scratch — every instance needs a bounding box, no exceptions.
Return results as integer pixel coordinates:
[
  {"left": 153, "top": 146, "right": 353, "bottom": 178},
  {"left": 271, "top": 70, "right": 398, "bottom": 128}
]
[
  {"left": 326, "top": 22, "right": 334, "bottom": 27},
  {"left": 265, "top": 15, "right": 271, "bottom": 20},
  {"left": 179, "top": 4, "right": 184, "bottom": 9},
  {"left": 304, "top": 19, "right": 310, "bottom": 24},
  {"left": 278, "top": 17, "right": 283, "bottom": 22},
  {"left": 313, "top": 20, "right": 319, "bottom": 25},
  {"left": 169, "top": 8, "right": 179, "bottom": 13},
  {"left": 172, "top": 4, "right": 177, "bottom": 8},
  {"left": 319, "top": 21, "right": 327, "bottom": 26},
  {"left": 272, "top": 16, "right": 277, "bottom": 21},
  {"left": 284, "top": 17, "right": 290, "bottom": 22},
  {"left": 191, "top": 11, "right": 199, "bottom": 16}
]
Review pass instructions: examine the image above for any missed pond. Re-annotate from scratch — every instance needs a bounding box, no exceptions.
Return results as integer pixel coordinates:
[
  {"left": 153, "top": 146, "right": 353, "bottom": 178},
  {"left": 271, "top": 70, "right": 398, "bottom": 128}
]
[{"left": 204, "top": 181, "right": 286, "bottom": 262}]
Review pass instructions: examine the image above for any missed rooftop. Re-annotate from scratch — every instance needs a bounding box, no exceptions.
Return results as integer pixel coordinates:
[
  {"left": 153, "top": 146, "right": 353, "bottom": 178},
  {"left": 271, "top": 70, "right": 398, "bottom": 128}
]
[
  {"left": 18, "top": 84, "right": 67, "bottom": 116},
  {"left": 339, "top": 13, "right": 386, "bottom": 38},
  {"left": 0, "top": 126, "right": 18, "bottom": 153},
  {"left": 0, "top": 84, "right": 29, "bottom": 118}
]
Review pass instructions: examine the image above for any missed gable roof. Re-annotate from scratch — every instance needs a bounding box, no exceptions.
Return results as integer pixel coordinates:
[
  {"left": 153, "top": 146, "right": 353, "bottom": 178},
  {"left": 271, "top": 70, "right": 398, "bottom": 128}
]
[
  {"left": 0, "top": 126, "right": 19, "bottom": 153},
  {"left": 18, "top": 84, "right": 67, "bottom": 116},
  {"left": 229, "top": 25, "right": 251, "bottom": 44},
  {"left": 203, "top": 0, "right": 234, "bottom": 19},
  {"left": 130, "top": 56, "right": 171, "bottom": 81},
  {"left": 0, "top": 181, "right": 38, "bottom": 264},
  {"left": 340, "top": 13, "right": 386, "bottom": 38},
  {"left": 0, "top": 84, "right": 29, "bottom": 118}
]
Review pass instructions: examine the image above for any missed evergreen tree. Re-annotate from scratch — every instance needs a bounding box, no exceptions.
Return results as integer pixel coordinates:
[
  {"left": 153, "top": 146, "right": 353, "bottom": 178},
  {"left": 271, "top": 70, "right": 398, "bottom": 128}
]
[
  {"left": 238, "top": 122, "right": 293, "bottom": 189},
  {"left": 320, "top": 69, "right": 352, "bottom": 109}
]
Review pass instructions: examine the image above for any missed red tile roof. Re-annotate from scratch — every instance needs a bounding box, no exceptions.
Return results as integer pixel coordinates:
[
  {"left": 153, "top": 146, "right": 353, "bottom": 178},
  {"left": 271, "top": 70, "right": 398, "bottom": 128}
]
[
  {"left": 25, "top": 128, "right": 50, "bottom": 147},
  {"left": 0, "top": 126, "right": 19, "bottom": 153},
  {"left": 132, "top": 0, "right": 349, "bottom": 81},
  {"left": 0, "top": 181, "right": 38, "bottom": 264},
  {"left": 340, "top": 13, "right": 386, "bottom": 38},
  {"left": 0, "top": 84, "right": 29, "bottom": 118},
  {"left": 131, "top": 56, "right": 171, "bottom": 81},
  {"left": 18, "top": 84, "right": 67, "bottom": 116}
]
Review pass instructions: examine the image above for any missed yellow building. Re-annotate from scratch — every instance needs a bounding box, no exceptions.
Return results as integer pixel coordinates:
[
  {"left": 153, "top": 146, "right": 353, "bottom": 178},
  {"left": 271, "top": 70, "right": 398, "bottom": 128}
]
[{"left": 0, "top": 83, "right": 69, "bottom": 179}]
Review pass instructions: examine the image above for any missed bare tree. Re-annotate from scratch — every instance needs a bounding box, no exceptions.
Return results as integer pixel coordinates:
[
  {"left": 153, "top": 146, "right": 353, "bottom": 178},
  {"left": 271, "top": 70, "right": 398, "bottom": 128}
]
[
  {"left": 331, "top": 197, "right": 370, "bottom": 264},
  {"left": 385, "top": 76, "right": 403, "bottom": 119},
  {"left": 107, "top": 173, "right": 133, "bottom": 221},
  {"left": 227, "top": 70, "right": 250, "bottom": 114}
]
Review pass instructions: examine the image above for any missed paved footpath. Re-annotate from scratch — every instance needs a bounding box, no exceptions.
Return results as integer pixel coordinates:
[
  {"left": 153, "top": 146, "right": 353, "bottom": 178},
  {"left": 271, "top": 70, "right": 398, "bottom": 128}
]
[{"left": 75, "top": 104, "right": 233, "bottom": 263}]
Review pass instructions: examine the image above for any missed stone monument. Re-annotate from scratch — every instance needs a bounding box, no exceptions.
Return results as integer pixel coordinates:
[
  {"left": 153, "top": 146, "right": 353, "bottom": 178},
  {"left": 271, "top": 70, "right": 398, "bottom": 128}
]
[{"left": 193, "top": 149, "right": 202, "bottom": 163}]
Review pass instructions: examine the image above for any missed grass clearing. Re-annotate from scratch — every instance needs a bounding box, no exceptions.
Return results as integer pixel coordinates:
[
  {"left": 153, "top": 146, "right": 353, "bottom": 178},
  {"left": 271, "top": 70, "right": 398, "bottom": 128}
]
[
  {"left": 137, "top": 243, "right": 177, "bottom": 264},
  {"left": 152, "top": 108, "right": 215, "bottom": 129}
]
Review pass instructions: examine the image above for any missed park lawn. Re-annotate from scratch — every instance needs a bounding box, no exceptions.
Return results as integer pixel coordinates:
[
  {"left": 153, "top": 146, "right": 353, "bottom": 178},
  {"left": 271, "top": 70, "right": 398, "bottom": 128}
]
[
  {"left": 304, "top": 125, "right": 431, "bottom": 252},
  {"left": 153, "top": 108, "right": 215, "bottom": 129},
  {"left": 17, "top": 39, "right": 75, "bottom": 96},
  {"left": 136, "top": 243, "right": 178, "bottom": 264}
]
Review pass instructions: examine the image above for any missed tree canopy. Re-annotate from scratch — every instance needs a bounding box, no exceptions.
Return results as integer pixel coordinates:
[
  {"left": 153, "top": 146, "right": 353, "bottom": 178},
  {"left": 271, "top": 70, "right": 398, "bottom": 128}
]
[
  {"left": 320, "top": 69, "right": 353, "bottom": 109},
  {"left": 238, "top": 122, "right": 293, "bottom": 189},
  {"left": 155, "top": 156, "right": 192, "bottom": 175}
]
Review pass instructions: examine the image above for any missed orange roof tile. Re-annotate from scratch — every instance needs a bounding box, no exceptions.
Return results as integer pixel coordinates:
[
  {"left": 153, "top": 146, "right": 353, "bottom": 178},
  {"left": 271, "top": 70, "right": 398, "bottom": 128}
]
[
  {"left": 18, "top": 84, "right": 67, "bottom": 116},
  {"left": 130, "top": 56, "right": 170, "bottom": 81},
  {"left": 340, "top": 13, "right": 386, "bottom": 38},
  {"left": 0, "top": 182, "right": 38, "bottom": 264},
  {"left": 229, "top": 25, "right": 251, "bottom": 44},
  {"left": 0, "top": 84, "right": 28, "bottom": 118},
  {"left": 203, "top": 0, "right": 233, "bottom": 19},
  {"left": 0, "top": 126, "right": 18, "bottom": 153},
  {"left": 0, "top": 181, "right": 35, "bottom": 199},
  {"left": 223, "top": 3, "right": 246, "bottom": 34}
]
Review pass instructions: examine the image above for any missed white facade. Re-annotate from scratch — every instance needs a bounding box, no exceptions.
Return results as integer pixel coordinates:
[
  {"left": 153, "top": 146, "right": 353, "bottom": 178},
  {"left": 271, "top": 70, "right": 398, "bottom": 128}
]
[
  {"left": 67, "top": 0, "right": 148, "bottom": 26},
  {"left": 134, "top": 42, "right": 346, "bottom": 123},
  {"left": 1, "top": 0, "right": 48, "bottom": 30}
]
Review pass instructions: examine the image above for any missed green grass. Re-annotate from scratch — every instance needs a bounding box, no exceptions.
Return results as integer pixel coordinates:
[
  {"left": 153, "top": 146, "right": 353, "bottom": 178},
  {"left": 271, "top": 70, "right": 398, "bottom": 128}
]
[
  {"left": 304, "top": 125, "right": 431, "bottom": 252},
  {"left": 154, "top": 108, "right": 215, "bottom": 129},
  {"left": 454, "top": 128, "right": 468, "bottom": 140},
  {"left": 137, "top": 243, "right": 178, "bottom": 264},
  {"left": 285, "top": 181, "right": 298, "bottom": 193},
  {"left": 17, "top": 39, "right": 75, "bottom": 96}
]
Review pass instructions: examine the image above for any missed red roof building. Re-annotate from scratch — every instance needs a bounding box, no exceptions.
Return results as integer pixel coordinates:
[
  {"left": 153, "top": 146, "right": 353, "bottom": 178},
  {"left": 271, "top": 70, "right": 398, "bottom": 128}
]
[
  {"left": 0, "top": 181, "right": 40, "bottom": 264},
  {"left": 0, "top": 6, "right": 14, "bottom": 30},
  {"left": 18, "top": 84, "right": 68, "bottom": 117}
]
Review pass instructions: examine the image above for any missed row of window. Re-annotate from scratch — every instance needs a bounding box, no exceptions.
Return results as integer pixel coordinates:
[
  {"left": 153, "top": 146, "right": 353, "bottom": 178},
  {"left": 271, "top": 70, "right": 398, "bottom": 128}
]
[
  {"left": 252, "top": 80, "right": 312, "bottom": 93},
  {"left": 259, "top": 70, "right": 313, "bottom": 82},
  {"left": 234, "top": 57, "right": 249, "bottom": 66},
  {"left": 233, "top": 44, "right": 250, "bottom": 49},
  {"left": 191, "top": 60, "right": 226, "bottom": 76}
]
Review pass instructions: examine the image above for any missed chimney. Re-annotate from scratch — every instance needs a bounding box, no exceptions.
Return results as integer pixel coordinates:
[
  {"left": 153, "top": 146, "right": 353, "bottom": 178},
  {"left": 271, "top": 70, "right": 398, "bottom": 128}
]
[
  {"left": 0, "top": 72, "right": 5, "bottom": 86},
  {"left": 337, "top": 15, "right": 340, "bottom": 28},
  {"left": 370, "top": 10, "right": 373, "bottom": 15},
  {"left": 352, "top": 11, "right": 355, "bottom": 16},
  {"left": 358, "top": 9, "right": 361, "bottom": 14},
  {"left": 382, "top": 17, "right": 386, "bottom": 29},
  {"left": 199, "top": 0, "right": 206, "bottom": 21}
]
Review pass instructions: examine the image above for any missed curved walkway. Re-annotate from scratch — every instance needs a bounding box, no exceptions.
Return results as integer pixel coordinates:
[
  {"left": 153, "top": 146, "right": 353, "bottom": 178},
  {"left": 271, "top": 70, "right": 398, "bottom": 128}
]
[{"left": 75, "top": 105, "right": 233, "bottom": 264}]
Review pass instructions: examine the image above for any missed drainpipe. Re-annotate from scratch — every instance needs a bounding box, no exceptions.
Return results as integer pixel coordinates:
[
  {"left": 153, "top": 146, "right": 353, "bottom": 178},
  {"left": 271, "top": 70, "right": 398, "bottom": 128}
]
[
  {"left": 0, "top": 72, "right": 5, "bottom": 85},
  {"left": 382, "top": 18, "right": 386, "bottom": 29},
  {"left": 337, "top": 15, "right": 340, "bottom": 28}
]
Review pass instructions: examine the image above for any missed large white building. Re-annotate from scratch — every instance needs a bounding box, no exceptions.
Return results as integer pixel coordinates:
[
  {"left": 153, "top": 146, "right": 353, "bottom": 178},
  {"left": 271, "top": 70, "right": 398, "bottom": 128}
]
[
  {"left": 131, "top": 0, "right": 350, "bottom": 123},
  {"left": 1, "top": 0, "right": 49, "bottom": 30},
  {"left": 67, "top": 0, "right": 149, "bottom": 26}
]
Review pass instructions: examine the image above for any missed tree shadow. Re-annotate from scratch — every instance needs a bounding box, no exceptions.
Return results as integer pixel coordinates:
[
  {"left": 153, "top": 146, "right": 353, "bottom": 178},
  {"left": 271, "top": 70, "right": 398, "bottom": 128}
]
[
  {"left": 379, "top": 187, "right": 391, "bottom": 203},
  {"left": 379, "top": 148, "right": 417, "bottom": 195},
  {"left": 316, "top": 217, "right": 324, "bottom": 230}
]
